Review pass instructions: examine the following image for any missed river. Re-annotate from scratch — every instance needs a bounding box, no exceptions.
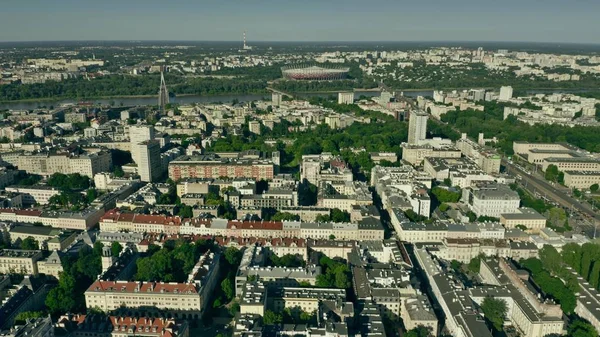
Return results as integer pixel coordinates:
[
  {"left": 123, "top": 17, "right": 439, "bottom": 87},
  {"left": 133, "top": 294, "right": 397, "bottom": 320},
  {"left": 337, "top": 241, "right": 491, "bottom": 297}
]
[{"left": 0, "top": 88, "right": 589, "bottom": 110}]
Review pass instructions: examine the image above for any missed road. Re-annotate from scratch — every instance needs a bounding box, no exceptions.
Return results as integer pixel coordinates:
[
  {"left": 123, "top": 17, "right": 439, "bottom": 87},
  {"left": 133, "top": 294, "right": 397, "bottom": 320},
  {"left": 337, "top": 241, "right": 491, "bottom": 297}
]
[{"left": 503, "top": 159, "right": 600, "bottom": 226}]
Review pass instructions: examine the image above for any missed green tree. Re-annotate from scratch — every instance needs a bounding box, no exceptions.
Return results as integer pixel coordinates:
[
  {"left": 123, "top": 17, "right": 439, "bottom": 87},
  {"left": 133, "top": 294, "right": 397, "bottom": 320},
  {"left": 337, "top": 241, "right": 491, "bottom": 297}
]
[
  {"left": 468, "top": 256, "right": 481, "bottom": 273},
  {"left": 481, "top": 297, "right": 507, "bottom": 331},
  {"left": 178, "top": 205, "right": 193, "bottom": 218},
  {"left": 110, "top": 241, "right": 123, "bottom": 258},
  {"left": 86, "top": 188, "right": 98, "bottom": 203},
  {"left": 431, "top": 186, "right": 461, "bottom": 203},
  {"left": 224, "top": 247, "right": 242, "bottom": 267},
  {"left": 14, "top": 311, "right": 44, "bottom": 324},
  {"left": 20, "top": 236, "right": 39, "bottom": 250},
  {"left": 271, "top": 212, "right": 300, "bottom": 221},
  {"left": 405, "top": 326, "right": 432, "bottom": 337},
  {"left": 221, "top": 278, "right": 234, "bottom": 301},
  {"left": 330, "top": 208, "right": 351, "bottom": 223},
  {"left": 545, "top": 165, "right": 559, "bottom": 182},
  {"left": 567, "top": 317, "right": 599, "bottom": 337},
  {"left": 539, "top": 245, "right": 562, "bottom": 276},
  {"left": 591, "top": 183, "right": 599, "bottom": 193},
  {"left": 263, "top": 310, "right": 283, "bottom": 325}
]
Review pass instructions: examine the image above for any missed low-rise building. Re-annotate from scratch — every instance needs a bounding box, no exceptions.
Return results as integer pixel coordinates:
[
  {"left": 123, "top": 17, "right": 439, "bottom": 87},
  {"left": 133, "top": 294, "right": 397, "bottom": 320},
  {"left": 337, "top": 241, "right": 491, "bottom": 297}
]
[
  {"left": 462, "top": 183, "right": 520, "bottom": 218},
  {"left": 0, "top": 249, "right": 43, "bottom": 275},
  {"left": 500, "top": 208, "right": 547, "bottom": 233}
]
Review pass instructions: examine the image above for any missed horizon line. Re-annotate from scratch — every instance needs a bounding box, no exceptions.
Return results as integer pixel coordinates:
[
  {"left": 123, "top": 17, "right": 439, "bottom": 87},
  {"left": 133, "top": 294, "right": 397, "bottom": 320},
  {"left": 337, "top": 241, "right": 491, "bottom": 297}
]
[{"left": 0, "top": 39, "right": 599, "bottom": 46}]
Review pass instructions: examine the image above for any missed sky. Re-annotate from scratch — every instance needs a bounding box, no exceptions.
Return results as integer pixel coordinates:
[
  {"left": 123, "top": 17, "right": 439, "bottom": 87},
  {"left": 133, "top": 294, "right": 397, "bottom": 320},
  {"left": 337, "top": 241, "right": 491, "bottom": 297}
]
[{"left": 1, "top": 0, "right": 599, "bottom": 44}]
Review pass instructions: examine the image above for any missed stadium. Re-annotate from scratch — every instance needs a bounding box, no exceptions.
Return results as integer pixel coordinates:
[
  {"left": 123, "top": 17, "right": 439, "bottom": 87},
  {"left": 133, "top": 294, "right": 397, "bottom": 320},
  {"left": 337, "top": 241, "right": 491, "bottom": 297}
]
[{"left": 281, "top": 64, "right": 350, "bottom": 80}]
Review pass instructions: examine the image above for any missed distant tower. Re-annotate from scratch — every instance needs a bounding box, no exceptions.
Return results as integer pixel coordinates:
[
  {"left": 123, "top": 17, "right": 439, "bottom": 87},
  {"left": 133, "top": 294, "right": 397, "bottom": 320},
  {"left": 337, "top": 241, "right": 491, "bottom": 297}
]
[
  {"left": 158, "top": 67, "right": 169, "bottom": 113},
  {"left": 101, "top": 246, "right": 116, "bottom": 272},
  {"left": 242, "top": 31, "right": 252, "bottom": 50}
]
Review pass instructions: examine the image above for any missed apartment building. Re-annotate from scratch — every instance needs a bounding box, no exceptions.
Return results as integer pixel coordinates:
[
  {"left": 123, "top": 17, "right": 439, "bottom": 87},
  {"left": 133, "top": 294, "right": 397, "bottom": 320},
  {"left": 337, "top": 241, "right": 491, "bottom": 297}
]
[
  {"left": 500, "top": 207, "right": 547, "bottom": 233},
  {"left": 100, "top": 209, "right": 385, "bottom": 240},
  {"left": 0, "top": 208, "right": 103, "bottom": 230},
  {"left": 542, "top": 157, "right": 600, "bottom": 172},
  {"left": 85, "top": 281, "right": 202, "bottom": 317},
  {"left": 562, "top": 170, "right": 600, "bottom": 189},
  {"left": 168, "top": 154, "right": 274, "bottom": 181},
  {"left": 16, "top": 151, "right": 111, "bottom": 177},
  {"left": 0, "top": 249, "right": 43, "bottom": 275},
  {"left": 5, "top": 186, "right": 61, "bottom": 205},
  {"left": 55, "top": 314, "right": 189, "bottom": 337},
  {"left": 401, "top": 144, "right": 461, "bottom": 166},
  {"left": 462, "top": 183, "right": 520, "bottom": 218}
]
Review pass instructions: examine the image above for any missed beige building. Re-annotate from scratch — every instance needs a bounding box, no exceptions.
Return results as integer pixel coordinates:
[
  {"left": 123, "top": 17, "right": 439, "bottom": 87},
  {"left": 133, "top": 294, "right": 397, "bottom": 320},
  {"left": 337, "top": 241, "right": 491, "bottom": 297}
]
[
  {"left": 500, "top": 207, "right": 547, "bottom": 233},
  {"left": 402, "top": 296, "right": 438, "bottom": 332},
  {"left": 85, "top": 281, "right": 202, "bottom": 317},
  {"left": 169, "top": 155, "right": 274, "bottom": 181},
  {"left": 0, "top": 249, "right": 43, "bottom": 275},
  {"left": 239, "top": 282, "right": 266, "bottom": 316},
  {"left": 542, "top": 157, "right": 600, "bottom": 172},
  {"left": 272, "top": 287, "right": 347, "bottom": 314},
  {"left": 5, "top": 186, "right": 61, "bottom": 205},
  {"left": 563, "top": 171, "right": 600, "bottom": 189},
  {"left": 16, "top": 151, "right": 112, "bottom": 177},
  {"left": 401, "top": 144, "right": 461, "bottom": 166},
  {"left": 38, "top": 250, "right": 64, "bottom": 278}
]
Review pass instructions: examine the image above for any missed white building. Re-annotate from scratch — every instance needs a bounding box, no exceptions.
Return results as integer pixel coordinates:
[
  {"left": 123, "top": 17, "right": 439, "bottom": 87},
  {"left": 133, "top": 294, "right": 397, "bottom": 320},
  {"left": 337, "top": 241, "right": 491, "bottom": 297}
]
[
  {"left": 129, "top": 125, "right": 155, "bottom": 164},
  {"left": 408, "top": 112, "right": 428, "bottom": 145},
  {"left": 499, "top": 86, "right": 513, "bottom": 101},
  {"left": 338, "top": 92, "right": 354, "bottom": 105},
  {"left": 137, "top": 140, "right": 162, "bottom": 182}
]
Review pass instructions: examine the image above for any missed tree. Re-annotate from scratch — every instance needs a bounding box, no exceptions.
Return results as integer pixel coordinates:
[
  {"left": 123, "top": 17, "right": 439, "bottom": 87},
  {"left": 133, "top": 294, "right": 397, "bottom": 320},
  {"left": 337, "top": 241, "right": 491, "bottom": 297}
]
[
  {"left": 221, "top": 278, "right": 234, "bottom": 301},
  {"left": 263, "top": 310, "right": 283, "bottom": 325},
  {"left": 544, "top": 164, "right": 559, "bottom": 182},
  {"left": 228, "top": 301, "right": 240, "bottom": 316},
  {"left": 481, "top": 297, "right": 507, "bottom": 331},
  {"left": 405, "top": 326, "right": 432, "bottom": 337},
  {"left": 224, "top": 247, "right": 242, "bottom": 267},
  {"left": 86, "top": 188, "right": 98, "bottom": 203},
  {"left": 450, "top": 260, "right": 462, "bottom": 272},
  {"left": 14, "top": 311, "right": 44, "bottom": 324},
  {"left": 567, "top": 317, "right": 599, "bottom": 337},
  {"left": 515, "top": 224, "right": 528, "bottom": 231},
  {"left": 329, "top": 234, "right": 336, "bottom": 240},
  {"left": 21, "top": 236, "right": 39, "bottom": 250},
  {"left": 271, "top": 212, "right": 300, "bottom": 221},
  {"left": 539, "top": 245, "right": 562, "bottom": 276},
  {"left": 178, "top": 205, "right": 193, "bottom": 218},
  {"left": 591, "top": 184, "right": 599, "bottom": 193},
  {"left": 330, "top": 208, "right": 350, "bottom": 223},
  {"left": 468, "top": 256, "right": 481, "bottom": 273},
  {"left": 431, "top": 186, "right": 461, "bottom": 203},
  {"left": 110, "top": 241, "right": 123, "bottom": 258},
  {"left": 212, "top": 298, "right": 222, "bottom": 308}
]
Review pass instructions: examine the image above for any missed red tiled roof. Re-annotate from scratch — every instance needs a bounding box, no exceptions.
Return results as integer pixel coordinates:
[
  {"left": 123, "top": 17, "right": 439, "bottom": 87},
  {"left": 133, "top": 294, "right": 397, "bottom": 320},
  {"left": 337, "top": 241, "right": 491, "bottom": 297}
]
[
  {"left": 87, "top": 280, "right": 198, "bottom": 294},
  {"left": 226, "top": 220, "right": 283, "bottom": 230}
]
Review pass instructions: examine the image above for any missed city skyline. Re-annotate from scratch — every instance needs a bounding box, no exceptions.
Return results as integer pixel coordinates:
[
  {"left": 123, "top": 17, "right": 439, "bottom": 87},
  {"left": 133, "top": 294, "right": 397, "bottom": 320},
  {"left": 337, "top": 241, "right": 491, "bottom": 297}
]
[{"left": 1, "top": 0, "right": 599, "bottom": 44}]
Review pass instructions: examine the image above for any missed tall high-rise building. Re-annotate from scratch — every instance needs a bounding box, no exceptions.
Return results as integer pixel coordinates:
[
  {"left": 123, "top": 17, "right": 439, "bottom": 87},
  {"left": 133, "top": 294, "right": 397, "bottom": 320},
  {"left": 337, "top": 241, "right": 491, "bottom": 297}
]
[
  {"left": 338, "top": 92, "right": 354, "bottom": 105},
  {"left": 499, "top": 86, "right": 513, "bottom": 101},
  {"left": 130, "top": 125, "right": 155, "bottom": 164},
  {"left": 137, "top": 140, "right": 162, "bottom": 182},
  {"left": 408, "top": 112, "right": 428, "bottom": 145},
  {"left": 158, "top": 68, "right": 169, "bottom": 113},
  {"left": 272, "top": 92, "right": 282, "bottom": 107}
]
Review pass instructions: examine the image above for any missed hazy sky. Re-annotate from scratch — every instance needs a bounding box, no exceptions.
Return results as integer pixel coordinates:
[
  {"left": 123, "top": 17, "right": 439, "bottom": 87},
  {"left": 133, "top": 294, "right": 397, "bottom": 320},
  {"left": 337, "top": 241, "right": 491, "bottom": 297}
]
[{"left": 1, "top": 0, "right": 599, "bottom": 43}]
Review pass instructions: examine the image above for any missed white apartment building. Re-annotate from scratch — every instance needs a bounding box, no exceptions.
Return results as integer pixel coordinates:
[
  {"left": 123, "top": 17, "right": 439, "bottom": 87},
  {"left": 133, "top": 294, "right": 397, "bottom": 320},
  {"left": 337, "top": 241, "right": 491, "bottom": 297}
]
[
  {"left": 408, "top": 112, "right": 428, "bottom": 145},
  {"left": 462, "top": 183, "right": 520, "bottom": 218},
  {"left": 129, "top": 125, "right": 155, "bottom": 164},
  {"left": 137, "top": 140, "right": 162, "bottom": 182}
]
